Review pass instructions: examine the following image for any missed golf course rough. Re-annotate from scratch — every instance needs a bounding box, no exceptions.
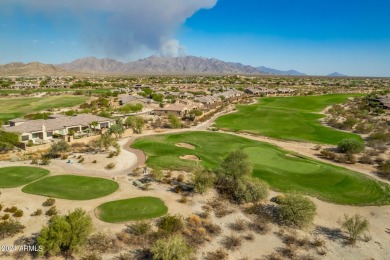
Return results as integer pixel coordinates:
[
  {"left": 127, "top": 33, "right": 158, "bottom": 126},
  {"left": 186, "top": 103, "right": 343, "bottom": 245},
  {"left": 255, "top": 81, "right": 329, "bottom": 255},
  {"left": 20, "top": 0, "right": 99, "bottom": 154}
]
[
  {"left": 22, "top": 175, "right": 119, "bottom": 200},
  {"left": 0, "top": 166, "right": 50, "bottom": 188},
  {"left": 96, "top": 197, "right": 168, "bottom": 223},
  {"left": 215, "top": 94, "right": 363, "bottom": 145},
  {"left": 132, "top": 131, "right": 390, "bottom": 206}
]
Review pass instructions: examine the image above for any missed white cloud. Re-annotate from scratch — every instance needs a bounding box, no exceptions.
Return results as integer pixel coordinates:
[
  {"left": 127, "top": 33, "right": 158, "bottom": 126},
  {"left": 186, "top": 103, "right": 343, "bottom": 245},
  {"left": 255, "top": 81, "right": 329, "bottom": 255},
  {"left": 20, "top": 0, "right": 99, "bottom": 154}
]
[{"left": 2, "top": 0, "right": 217, "bottom": 58}]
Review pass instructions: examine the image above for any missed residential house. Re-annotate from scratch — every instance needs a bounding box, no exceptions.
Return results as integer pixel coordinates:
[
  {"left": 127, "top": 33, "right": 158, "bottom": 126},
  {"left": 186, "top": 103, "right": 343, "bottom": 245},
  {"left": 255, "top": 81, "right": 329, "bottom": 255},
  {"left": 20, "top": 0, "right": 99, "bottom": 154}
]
[{"left": 2, "top": 114, "right": 114, "bottom": 144}]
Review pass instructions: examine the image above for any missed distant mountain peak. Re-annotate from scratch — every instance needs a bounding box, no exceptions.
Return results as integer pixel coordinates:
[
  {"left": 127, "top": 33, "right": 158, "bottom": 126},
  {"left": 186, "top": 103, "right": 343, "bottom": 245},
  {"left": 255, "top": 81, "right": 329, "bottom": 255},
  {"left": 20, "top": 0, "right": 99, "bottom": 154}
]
[
  {"left": 327, "top": 72, "right": 347, "bottom": 77},
  {"left": 256, "top": 66, "right": 306, "bottom": 76}
]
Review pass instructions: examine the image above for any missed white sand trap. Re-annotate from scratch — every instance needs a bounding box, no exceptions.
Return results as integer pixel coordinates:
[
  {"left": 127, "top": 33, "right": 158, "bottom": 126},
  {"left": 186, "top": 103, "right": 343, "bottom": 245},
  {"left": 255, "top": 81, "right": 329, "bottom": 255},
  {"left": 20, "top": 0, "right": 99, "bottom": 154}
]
[
  {"left": 180, "top": 155, "right": 200, "bottom": 161},
  {"left": 175, "top": 143, "right": 195, "bottom": 150}
]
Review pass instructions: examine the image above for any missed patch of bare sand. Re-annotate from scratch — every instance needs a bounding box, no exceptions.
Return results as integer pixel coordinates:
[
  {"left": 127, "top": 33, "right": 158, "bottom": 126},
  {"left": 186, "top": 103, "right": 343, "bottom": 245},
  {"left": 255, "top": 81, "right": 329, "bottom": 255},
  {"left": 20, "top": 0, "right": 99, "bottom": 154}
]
[
  {"left": 180, "top": 155, "right": 200, "bottom": 161},
  {"left": 175, "top": 142, "right": 195, "bottom": 150}
]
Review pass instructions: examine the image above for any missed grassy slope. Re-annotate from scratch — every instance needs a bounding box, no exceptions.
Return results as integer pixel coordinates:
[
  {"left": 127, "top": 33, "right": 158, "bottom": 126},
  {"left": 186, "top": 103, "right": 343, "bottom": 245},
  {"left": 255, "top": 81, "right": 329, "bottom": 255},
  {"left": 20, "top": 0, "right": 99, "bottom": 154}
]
[
  {"left": 0, "top": 95, "right": 89, "bottom": 122},
  {"left": 97, "top": 197, "right": 168, "bottom": 223},
  {"left": 215, "top": 94, "right": 362, "bottom": 145},
  {"left": 22, "top": 175, "right": 119, "bottom": 200},
  {"left": 0, "top": 166, "right": 50, "bottom": 188},
  {"left": 132, "top": 132, "right": 390, "bottom": 205}
]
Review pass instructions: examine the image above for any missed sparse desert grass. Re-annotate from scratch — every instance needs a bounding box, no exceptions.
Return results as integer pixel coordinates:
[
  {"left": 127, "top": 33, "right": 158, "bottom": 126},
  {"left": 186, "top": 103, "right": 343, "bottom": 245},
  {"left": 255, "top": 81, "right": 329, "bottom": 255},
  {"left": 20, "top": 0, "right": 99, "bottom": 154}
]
[
  {"left": 0, "top": 166, "right": 49, "bottom": 188},
  {"left": 96, "top": 197, "right": 168, "bottom": 223},
  {"left": 133, "top": 131, "right": 390, "bottom": 205},
  {"left": 215, "top": 94, "right": 362, "bottom": 144},
  {"left": 22, "top": 175, "right": 119, "bottom": 200}
]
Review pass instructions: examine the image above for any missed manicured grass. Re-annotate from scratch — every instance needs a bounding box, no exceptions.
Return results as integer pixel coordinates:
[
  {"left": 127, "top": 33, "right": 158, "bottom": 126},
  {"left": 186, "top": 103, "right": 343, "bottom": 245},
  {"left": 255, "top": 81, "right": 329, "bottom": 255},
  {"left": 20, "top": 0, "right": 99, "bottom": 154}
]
[
  {"left": 22, "top": 175, "right": 119, "bottom": 200},
  {"left": 0, "top": 95, "right": 89, "bottom": 122},
  {"left": 0, "top": 166, "right": 50, "bottom": 188},
  {"left": 96, "top": 197, "right": 168, "bottom": 223},
  {"left": 215, "top": 94, "right": 362, "bottom": 145},
  {"left": 132, "top": 131, "right": 390, "bottom": 205}
]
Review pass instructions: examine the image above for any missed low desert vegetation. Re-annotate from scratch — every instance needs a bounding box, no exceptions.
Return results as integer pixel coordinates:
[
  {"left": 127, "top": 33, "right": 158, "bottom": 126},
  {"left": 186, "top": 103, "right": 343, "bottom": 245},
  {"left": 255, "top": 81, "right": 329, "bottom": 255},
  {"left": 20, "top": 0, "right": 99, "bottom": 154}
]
[
  {"left": 277, "top": 192, "right": 317, "bottom": 229},
  {"left": 0, "top": 219, "right": 25, "bottom": 239},
  {"left": 340, "top": 214, "right": 370, "bottom": 244},
  {"left": 38, "top": 208, "right": 93, "bottom": 257}
]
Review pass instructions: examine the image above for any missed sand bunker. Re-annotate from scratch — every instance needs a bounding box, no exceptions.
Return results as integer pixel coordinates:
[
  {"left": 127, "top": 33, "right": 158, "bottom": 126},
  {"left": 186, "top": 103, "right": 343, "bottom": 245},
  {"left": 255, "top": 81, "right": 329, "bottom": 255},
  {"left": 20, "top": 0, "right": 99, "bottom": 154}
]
[
  {"left": 175, "top": 143, "right": 195, "bottom": 150},
  {"left": 180, "top": 155, "right": 200, "bottom": 161}
]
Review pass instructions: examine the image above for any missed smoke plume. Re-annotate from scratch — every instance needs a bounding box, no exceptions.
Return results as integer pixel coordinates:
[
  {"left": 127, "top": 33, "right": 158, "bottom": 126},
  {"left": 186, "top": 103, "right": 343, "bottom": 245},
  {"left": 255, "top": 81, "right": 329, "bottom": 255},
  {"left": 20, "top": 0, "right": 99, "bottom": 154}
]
[{"left": 2, "top": 0, "right": 217, "bottom": 58}]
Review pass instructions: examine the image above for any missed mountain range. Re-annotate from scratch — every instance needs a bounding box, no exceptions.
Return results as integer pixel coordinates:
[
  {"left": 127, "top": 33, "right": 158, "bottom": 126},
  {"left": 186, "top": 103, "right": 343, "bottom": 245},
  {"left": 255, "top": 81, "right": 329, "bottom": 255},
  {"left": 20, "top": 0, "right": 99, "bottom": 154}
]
[{"left": 0, "top": 56, "right": 343, "bottom": 77}]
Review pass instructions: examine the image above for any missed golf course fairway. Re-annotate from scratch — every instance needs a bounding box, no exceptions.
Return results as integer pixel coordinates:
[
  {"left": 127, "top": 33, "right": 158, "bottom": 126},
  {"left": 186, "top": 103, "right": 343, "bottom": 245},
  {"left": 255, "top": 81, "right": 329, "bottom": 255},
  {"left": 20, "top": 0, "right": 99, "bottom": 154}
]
[
  {"left": 132, "top": 131, "right": 390, "bottom": 205},
  {"left": 215, "top": 94, "right": 362, "bottom": 144}
]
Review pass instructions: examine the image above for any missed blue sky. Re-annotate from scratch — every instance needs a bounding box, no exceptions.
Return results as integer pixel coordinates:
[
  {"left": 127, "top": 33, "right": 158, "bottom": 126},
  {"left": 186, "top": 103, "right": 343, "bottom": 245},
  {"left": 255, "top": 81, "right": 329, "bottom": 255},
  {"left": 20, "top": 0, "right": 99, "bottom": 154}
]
[{"left": 1, "top": 0, "right": 390, "bottom": 76}]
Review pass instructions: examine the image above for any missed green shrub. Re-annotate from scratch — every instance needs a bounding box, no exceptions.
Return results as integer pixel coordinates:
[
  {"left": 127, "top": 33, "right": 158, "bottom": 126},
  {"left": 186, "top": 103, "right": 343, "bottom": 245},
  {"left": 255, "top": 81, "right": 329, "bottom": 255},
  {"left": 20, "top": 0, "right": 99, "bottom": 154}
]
[
  {"left": 78, "top": 157, "right": 85, "bottom": 163},
  {"left": 278, "top": 193, "right": 317, "bottom": 229},
  {"left": 13, "top": 210, "right": 23, "bottom": 218},
  {"left": 4, "top": 206, "right": 18, "bottom": 213},
  {"left": 340, "top": 214, "right": 369, "bottom": 244},
  {"left": 379, "top": 160, "right": 390, "bottom": 176},
  {"left": 191, "top": 168, "right": 215, "bottom": 194},
  {"left": 2, "top": 214, "right": 10, "bottom": 220},
  {"left": 38, "top": 208, "right": 93, "bottom": 256},
  {"left": 233, "top": 177, "right": 269, "bottom": 203},
  {"left": 0, "top": 219, "right": 25, "bottom": 239},
  {"left": 337, "top": 138, "right": 365, "bottom": 154},
  {"left": 151, "top": 235, "right": 191, "bottom": 260},
  {"left": 157, "top": 215, "right": 184, "bottom": 234}
]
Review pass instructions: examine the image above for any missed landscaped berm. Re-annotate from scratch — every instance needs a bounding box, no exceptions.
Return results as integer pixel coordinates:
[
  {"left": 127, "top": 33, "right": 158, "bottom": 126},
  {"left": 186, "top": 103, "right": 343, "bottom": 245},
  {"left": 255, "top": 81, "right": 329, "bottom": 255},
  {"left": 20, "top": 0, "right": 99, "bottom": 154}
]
[
  {"left": 22, "top": 175, "right": 119, "bottom": 200},
  {"left": 0, "top": 166, "right": 50, "bottom": 188},
  {"left": 96, "top": 197, "right": 168, "bottom": 223},
  {"left": 216, "top": 94, "right": 362, "bottom": 144},
  {"left": 132, "top": 131, "right": 390, "bottom": 205}
]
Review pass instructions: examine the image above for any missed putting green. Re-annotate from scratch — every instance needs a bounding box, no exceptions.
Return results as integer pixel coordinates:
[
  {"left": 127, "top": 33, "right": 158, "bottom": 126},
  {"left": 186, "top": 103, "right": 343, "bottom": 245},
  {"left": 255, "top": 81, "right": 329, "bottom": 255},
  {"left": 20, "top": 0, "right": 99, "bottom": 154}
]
[
  {"left": 0, "top": 166, "right": 50, "bottom": 188},
  {"left": 132, "top": 131, "right": 390, "bottom": 205},
  {"left": 22, "top": 175, "right": 119, "bottom": 200},
  {"left": 215, "top": 94, "right": 362, "bottom": 144},
  {"left": 96, "top": 197, "right": 168, "bottom": 223}
]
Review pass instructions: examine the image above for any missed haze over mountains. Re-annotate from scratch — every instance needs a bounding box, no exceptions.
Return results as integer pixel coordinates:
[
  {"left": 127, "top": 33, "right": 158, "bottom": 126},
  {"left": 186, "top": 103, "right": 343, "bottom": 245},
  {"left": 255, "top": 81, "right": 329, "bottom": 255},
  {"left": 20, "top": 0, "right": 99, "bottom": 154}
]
[{"left": 0, "top": 56, "right": 345, "bottom": 77}]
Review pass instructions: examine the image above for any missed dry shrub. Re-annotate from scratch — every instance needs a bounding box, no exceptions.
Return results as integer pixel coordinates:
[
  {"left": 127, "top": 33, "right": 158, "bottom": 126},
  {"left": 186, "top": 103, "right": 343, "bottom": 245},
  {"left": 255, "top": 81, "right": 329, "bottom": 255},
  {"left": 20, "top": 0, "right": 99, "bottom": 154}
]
[
  {"left": 178, "top": 196, "right": 188, "bottom": 204},
  {"left": 243, "top": 233, "right": 254, "bottom": 241},
  {"left": 86, "top": 232, "right": 120, "bottom": 253},
  {"left": 279, "top": 245, "right": 297, "bottom": 259},
  {"left": 80, "top": 252, "right": 103, "bottom": 260},
  {"left": 316, "top": 247, "right": 327, "bottom": 256},
  {"left": 269, "top": 252, "right": 283, "bottom": 260},
  {"left": 222, "top": 234, "right": 243, "bottom": 251},
  {"left": 112, "top": 253, "right": 134, "bottom": 260},
  {"left": 248, "top": 221, "right": 271, "bottom": 235},
  {"left": 205, "top": 249, "right": 229, "bottom": 260},
  {"left": 229, "top": 218, "right": 247, "bottom": 232},
  {"left": 297, "top": 236, "right": 310, "bottom": 248},
  {"left": 208, "top": 199, "right": 235, "bottom": 218},
  {"left": 188, "top": 214, "right": 202, "bottom": 227},
  {"left": 176, "top": 173, "right": 185, "bottom": 183},
  {"left": 31, "top": 209, "right": 43, "bottom": 216},
  {"left": 311, "top": 236, "right": 325, "bottom": 248},
  {"left": 203, "top": 220, "right": 222, "bottom": 237}
]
